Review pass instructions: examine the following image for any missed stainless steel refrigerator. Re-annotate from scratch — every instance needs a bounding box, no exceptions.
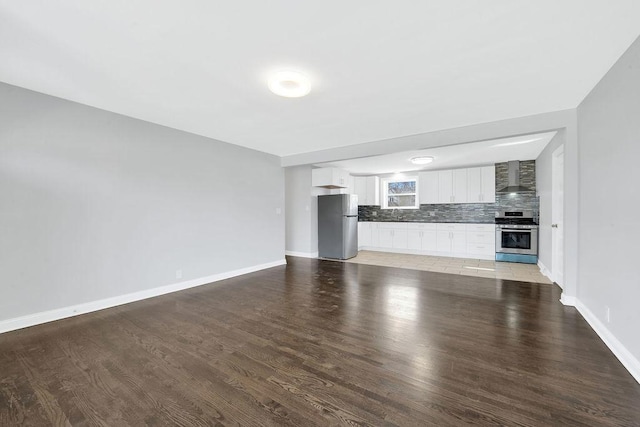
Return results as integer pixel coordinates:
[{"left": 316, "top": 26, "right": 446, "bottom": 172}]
[{"left": 318, "top": 194, "right": 358, "bottom": 260}]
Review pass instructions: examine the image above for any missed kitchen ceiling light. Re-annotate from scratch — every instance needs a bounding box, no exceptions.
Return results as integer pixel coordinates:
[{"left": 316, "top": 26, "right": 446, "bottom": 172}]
[
  {"left": 268, "top": 70, "right": 311, "bottom": 98},
  {"left": 410, "top": 156, "right": 434, "bottom": 165}
]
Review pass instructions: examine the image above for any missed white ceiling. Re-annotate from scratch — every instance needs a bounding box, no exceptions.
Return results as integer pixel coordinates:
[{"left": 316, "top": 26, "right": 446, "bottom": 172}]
[
  {"left": 1, "top": 2, "right": 639, "bottom": 157},
  {"left": 315, "top": 131, "right": 556, "bottom": 175}
]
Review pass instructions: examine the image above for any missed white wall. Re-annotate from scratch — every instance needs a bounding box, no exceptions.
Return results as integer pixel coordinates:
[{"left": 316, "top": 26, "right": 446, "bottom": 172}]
[
  {"left": 536, "top": 130, "right": 565, "bottom": 274},
  {"left": 0, "top": 82, "right": 285, "bottom": 324},
  {"left": 285, "top": 166, "right": 313, "bottom": 255},
  {"left": 576, "top": 35, "right": 640, "bottom": 377},
  {"left": 284, "top": 165, "right": 327, "bottom": 256}
]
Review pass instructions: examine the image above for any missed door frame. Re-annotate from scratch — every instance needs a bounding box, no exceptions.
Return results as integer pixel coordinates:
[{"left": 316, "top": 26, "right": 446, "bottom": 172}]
[{"left": 551, "top": 144, "right": 565, "bottom": 287}]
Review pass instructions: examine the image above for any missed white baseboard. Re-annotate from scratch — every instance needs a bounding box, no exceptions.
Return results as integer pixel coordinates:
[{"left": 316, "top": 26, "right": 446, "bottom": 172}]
[
  {"left": 285, "top": 251, "right": 318, "bottom": 258},
  {"left": 575, "top": 299, "right": 640, "bottom": 385},
  {"left": 560, "top": 294, "right": 577, "bottom": 306},
  {"left": 0, "top": 259, "right": 287, "bottom": 335},
  {"left": 537, "top": 260, "right": 554, "bottom": 284}
]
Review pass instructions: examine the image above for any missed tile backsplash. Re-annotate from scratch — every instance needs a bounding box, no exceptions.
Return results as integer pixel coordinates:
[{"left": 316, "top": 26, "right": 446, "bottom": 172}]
[{"left": 358, "top": 160, "right": 539, "bottom": 223}]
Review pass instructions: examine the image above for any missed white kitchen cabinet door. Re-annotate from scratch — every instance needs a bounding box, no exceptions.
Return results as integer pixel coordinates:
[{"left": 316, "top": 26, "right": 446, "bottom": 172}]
[
  {"left": 392, "top": 229, "right": 408, "bottom": 249},
  {"left": 341, "top": 170, "right": 351, "bottom": 189},
  {"left": 453, "top": 169, "right": 468, "bottom": 203},
  {"left": 370, "top": 223, "right": 379, "bottom": 247},
  {"left": 378, "top": 229, "right": 394, "bottom": 249},
  {"left": 407, "top": 229, "right": 422, "bottom": 251},
  {"left": 467, "top": 166, "right": 495, "bottom": 203},
  {"left": 438, "top": 171, "right": 453, "bottom": 203},
  {"left": 345, "top": 174, "right": 355, "bottom": 196},
  {"left": 467, "top": 231, "right": 494, "bottom": 244},
  {"left": 418, "top": 171, "right": 439, "bottom": 204},
  {"left": 466, "top": 167, "right": 483, "bottom": 203},
  {"left": 467, "top": 243, "right": 495, "bottom": 256},
  {"left": 451, "top": 231, "right": 467, "bottom": 253},
  {"left": 438, "top": 170, "right": 467, "bottom": 203},
  {"left": 354, "top": 177, "right": 367, "bottom": 204},
  {"left": 422, "top": 230, "right": 437, "bottom": 251},
  {"left": 436, "top": 230, "right": 452, "bottom": 252},
  {"left": 312, "top": 167, "right": 350, "bottom": 188},
  {"left": 481, "top": 166, "right": 496, "bottom": 203},
  {"left": 354, "top": 176, "right": 380, "bottom": 205},
  {"left": 366, "top": 176, "right": 380, "bottom": 205},
  {"left": 358, "top": 222, "right": 371, "bottom": 247}
]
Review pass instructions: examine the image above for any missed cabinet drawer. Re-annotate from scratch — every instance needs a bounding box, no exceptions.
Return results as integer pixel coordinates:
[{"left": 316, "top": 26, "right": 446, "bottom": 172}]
[
  {"left": 406, "top": 223, "right": 437, "bottom": 231},
  {"left": 467, "top": 231, "right": 495, "bottom": 244},
  {"left": 466, "top": 224, "right": 495, "bottom": 232},
  {"left": 437, "top": 223, "right": 466, "bottom": 232},
  {"left": 377, "top": 222, "right": 408, "bottom": 230},
  {"left": 467, "top": 243, "right": 495, "bottom": 255}
]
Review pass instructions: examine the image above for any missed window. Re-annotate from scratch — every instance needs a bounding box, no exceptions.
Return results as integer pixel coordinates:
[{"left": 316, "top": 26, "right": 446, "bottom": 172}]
[{"left": 382, "top": 177, "right": 419, "bottom": 209}]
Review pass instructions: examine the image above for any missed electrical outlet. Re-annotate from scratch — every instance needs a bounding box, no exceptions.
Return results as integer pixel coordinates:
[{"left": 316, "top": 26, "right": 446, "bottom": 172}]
[
  {"left": 176, "top": 269, "right": 183, "bottom": 279},
  {"left": 372, "top": 211, "right": 377, "bottom": 216},
  {"left": 275, "top": 207, "right": 282, "bottom": 215},
  {"left": 606, "top": 306, "right": 610, "bottom": 323},
  {"left": 429, "top": 211, "right": 435, "bottom": 217}
]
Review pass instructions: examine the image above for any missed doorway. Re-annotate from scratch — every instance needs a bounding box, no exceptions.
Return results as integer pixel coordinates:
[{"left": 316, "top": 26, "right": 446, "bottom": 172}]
[{"left": 551, "top": 145, "right": 564, "bottom": 287}]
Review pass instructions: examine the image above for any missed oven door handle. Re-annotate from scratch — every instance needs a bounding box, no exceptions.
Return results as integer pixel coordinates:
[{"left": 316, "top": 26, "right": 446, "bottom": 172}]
[{"left": 500, "top": 228, "right": 533, "bottom": 232}]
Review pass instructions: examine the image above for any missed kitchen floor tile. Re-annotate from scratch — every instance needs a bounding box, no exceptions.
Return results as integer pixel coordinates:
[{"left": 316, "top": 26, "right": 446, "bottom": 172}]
[{"left": 346, "top": 251, "right": 551, "bottom": 284}]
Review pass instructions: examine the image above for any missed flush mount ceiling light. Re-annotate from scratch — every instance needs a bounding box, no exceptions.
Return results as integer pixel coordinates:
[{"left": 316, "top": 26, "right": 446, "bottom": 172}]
[
  {"left": 268, "top": 70, "right": 311, "bottom": 98},
  {"left": 410, "top": 156, "right": 434, "bottom": 165}
]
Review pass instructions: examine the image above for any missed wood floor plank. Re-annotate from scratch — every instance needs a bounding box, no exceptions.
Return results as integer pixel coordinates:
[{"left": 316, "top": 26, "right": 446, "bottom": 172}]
[{"left": 1, "top": 256, "right": 640, "bottom": 425}]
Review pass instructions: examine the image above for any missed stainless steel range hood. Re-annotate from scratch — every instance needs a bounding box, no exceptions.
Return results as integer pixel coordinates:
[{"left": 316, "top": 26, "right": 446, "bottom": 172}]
[{"left": 497, "top": 161, "right": 534, "bottom": 193}]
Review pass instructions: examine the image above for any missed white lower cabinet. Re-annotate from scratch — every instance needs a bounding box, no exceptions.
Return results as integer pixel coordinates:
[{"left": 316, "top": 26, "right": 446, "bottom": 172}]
[
  {"left": 407, "top": 224, "right": 437, "bottom": 251},
  {"left": 376, "top": 223, "right": 408, "bottom": 249},
  {"left": 358, "top": 222, "right": 371, "bottom": 247},
  {"left": 360, "top": 221, "right": 495, "bottom": 260},
  {"left": 378, "top": 228, "right": 393, "bottom": 248},
  {"left": 436, "top": 224, "right": 467, "bottom": 253},
  {"left": 392, "top": 229, "right": 408, "bottom": 249},
  {"left": 465, "top": 224, "right": 495, "bottom": 257}
]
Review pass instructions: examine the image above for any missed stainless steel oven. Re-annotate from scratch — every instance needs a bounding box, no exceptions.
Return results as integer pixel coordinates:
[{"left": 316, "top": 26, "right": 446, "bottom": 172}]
[
  {"left": 495, "top": 225, "right": 538, "bottom": 255},
  {"left": 495, "top": 210, "right": 538, "bottom": 263}
]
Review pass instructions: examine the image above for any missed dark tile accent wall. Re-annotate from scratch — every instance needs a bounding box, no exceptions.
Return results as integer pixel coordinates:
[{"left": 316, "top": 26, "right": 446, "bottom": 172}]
[{"left": 359, "top": 160, "right": 539, "bottom": 223}]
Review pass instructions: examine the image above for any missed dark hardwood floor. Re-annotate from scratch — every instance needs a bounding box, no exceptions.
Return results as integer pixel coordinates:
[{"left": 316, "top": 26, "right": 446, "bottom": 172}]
[{"left": 1, "top": 257, "right": 639, "bottom": 426}]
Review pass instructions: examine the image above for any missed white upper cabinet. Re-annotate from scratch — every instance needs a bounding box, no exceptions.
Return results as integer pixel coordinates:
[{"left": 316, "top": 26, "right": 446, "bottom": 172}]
[
  {"left": 481, "top": 166, "right": 496, "bottom": 203},
  {"left": 418, "top": 171, "right": 438, "bottom": 204},
  {"left": 357, "top": 165, "right": 495, "bottom": 206},
  {"left": 467, "top": 166, "right": 496, "bottom": 203},
  {"left": 312, "top": 167, "right": 350, "bottom": 188},
  {"left": 354, "top": 176, "right": 380, "bottom": 205},
  {"left": 354, "top": 177, "right": 366, "bottom": 202},
  {"left": 453, "top": 169, "right": 468, "bottom": 203},
  {"left": 438, "top": 171, "right": 453, "bottom": 203},
  {"left": 438, "top": 169, "right": 467, "bottom": 204},
  {"left": 467, "top": 168, "right": 482, "bottom": 202}
]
